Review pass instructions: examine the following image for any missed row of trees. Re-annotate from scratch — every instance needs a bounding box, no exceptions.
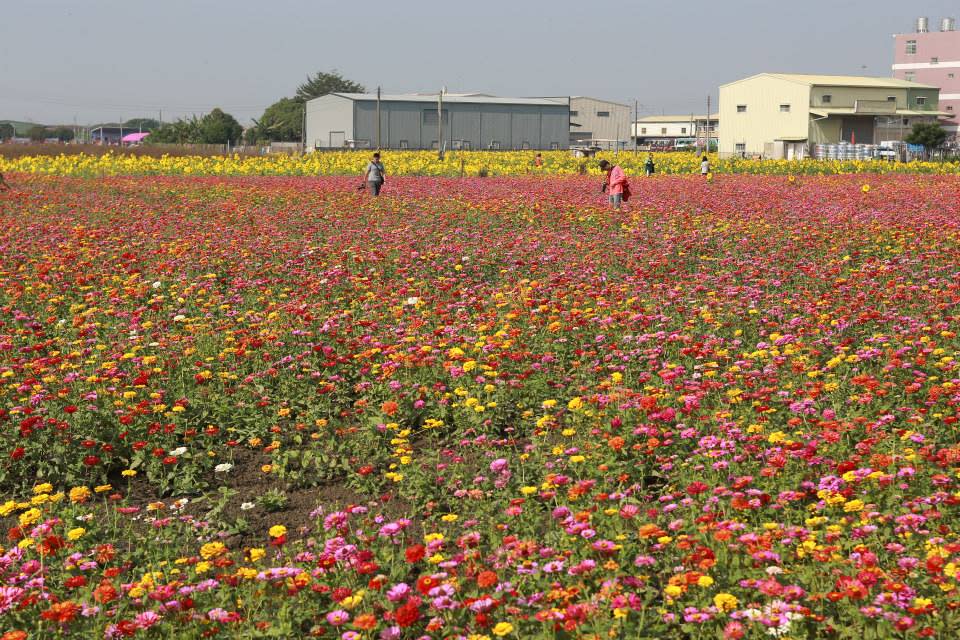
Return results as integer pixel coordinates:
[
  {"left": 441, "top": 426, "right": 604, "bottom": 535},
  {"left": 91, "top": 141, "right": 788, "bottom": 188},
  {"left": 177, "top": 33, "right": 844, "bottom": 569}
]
[{"left": 144, "top": 71, "right": 365, "bottom": 146}]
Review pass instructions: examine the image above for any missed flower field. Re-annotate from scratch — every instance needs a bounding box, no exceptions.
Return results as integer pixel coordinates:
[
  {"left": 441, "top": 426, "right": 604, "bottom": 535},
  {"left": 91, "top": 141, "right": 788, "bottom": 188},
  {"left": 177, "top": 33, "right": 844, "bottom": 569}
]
[
  {"left": 1, "top": 173, "right": 960, "bottom": 638},
  {"left": 3, "top": 150, "right": 960, "bottom": 178}
]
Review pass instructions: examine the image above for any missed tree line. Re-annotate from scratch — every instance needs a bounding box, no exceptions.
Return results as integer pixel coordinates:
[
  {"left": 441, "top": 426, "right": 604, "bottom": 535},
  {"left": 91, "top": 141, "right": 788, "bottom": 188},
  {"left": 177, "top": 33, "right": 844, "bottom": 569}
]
[{"left": 147, "top": 70, "right": 364, "bottom": 145}]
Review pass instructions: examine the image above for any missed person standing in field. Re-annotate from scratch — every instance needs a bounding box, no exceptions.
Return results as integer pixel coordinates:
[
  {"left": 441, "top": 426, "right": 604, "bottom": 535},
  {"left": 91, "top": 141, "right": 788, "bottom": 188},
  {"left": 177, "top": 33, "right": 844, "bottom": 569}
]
[
  {"left": 534, "top": 153, "right": 543, "bottom": 169},
  {"left": 700, "top": 155, "right": 711, "bottom": 177},
  {"left": 362, "top": 152, "right": 386, "bottom": 196},
  {"left": 644, "top": 154, "right": 655, "bottom": 176},
  {"left": 598, "top": 159, "right": 630, "bottom": 210}
]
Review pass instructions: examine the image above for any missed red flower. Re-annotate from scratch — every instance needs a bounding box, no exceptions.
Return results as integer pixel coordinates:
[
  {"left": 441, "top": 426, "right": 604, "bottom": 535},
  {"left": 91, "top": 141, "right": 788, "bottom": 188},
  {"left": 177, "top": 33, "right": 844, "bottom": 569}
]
[
  {"left": 65, "top": 575, "right": 87, "bottom": 589},
  {"left": 381, "top": 400, "right": 399, "bottom": 416},
  {"left": 41, "top": 600, "right": 80, "bottom": 624},
  {"left": 394, "top": 601, "right": 420, "bottom": 628},
  {"left": 476, "top": 570, "right": 498, "bottom": 589},
  {"left": 416, "top": 575, "right": 436, "bottom": 594},
  {"left": 63, "top": 405, "right": 77, "bottom": 414},
  {"left": 9, "top": 447, "right": 24, "bottom": 460},
  {"left": 405, "top": 544, "right": 425, "bottom": 563},
  {"left": 83, "top": 455, "right": 101, "bottom": 466}
]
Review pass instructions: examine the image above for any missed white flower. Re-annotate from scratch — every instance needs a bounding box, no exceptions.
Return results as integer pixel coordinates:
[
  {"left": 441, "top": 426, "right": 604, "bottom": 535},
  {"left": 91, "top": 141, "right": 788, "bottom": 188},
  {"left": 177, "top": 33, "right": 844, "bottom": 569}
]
[
  {"left": 214, "top": 463, "right": 233, "bottom": 473},
  {"left": 173, "top": 315, "right": 186, "bottom": 322},
  {"left": 405, "top": 297, "right": 420, "bottom": 306},
  {"left": 240, "top": 502, "right": 255, "bottom": 511},
  {"left": 152, "top": 281, "right": 162, "bottom": 289},
  {"left": 169, "top": 447, "right": 187, "bottom": 457}
]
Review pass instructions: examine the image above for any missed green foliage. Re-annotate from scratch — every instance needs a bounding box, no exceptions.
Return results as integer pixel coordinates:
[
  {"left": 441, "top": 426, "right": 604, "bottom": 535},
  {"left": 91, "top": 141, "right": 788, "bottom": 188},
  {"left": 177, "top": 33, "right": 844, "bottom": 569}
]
[
  {"left": 905, "top": 122, "right": 948, "bottom": 151},
  {"left": 51, "top": 127, "right": 75, "bottom": 142},
  {"left": 249, "top": 98, "right": 304, "bottom": 143},
  {"left": 148, "top": 109, "right": 243, "bottom": 145},
  {"left": 124, "top": 118, "right": 161, "bottom": 131},
  {"left": 0, "top": 123, "right": 14, "bottom": 140},
  {"left": 27, "top": 125, "right": 48, "bottom": 142},
  {"left": 198, "top": 108, "right": 244, "bottom": 145},
  {"left": 294, "top": 70, "right": 365, "bottom": 103},
  {"left": 258, "top": 488, "right": 289, "bottom": 513}
]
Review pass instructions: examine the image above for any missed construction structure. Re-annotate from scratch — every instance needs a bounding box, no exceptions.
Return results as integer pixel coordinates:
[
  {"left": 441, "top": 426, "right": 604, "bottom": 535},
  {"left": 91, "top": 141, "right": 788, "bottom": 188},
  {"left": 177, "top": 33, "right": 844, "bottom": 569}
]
[
  {"left": 305, "top": 93, "right": 569, "bottom": 151},
  {"left": 893, "top": 16, "right": 960, "bottom": 137},
  {"left": 719, "top": 73, "right": 946, "bottom": 158},
  {"left": 632, "top": 114, "right": 719, "bottom": 150},
  {"left": 568, "top": 97, "right": 631, "bottom": 150}
]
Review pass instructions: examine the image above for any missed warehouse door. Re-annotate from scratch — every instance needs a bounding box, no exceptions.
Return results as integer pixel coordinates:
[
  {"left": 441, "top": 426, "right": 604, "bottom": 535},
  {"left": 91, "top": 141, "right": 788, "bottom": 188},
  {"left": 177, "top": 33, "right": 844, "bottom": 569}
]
[
  {"left": 840, "top": 117, "right": 874, "bottom": 144},
  {"left": 329, "top": 131, "right": 346, "bottom": 147}
]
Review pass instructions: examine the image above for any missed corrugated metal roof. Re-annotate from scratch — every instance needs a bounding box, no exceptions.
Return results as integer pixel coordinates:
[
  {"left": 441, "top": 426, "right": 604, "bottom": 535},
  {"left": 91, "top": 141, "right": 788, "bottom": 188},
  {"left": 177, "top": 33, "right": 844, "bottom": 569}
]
[
  {"left": 722, "top": 73, "right": 938, "bottom": 90},
  {"left": 569, "top": 96, "right": 632, "bottom": 108},
  {"left": 324, "top": 93, "right": 568, "bottom": 106},
  {"left": 635, "top": 114, "right": 718, "bottom": 122},
  {"left": 811, "top": 107, "right": 952, "bottom": 117}
]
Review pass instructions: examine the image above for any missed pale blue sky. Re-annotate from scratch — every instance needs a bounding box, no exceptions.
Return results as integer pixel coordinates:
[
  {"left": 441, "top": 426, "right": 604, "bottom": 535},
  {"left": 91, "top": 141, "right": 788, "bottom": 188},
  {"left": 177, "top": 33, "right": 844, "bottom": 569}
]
[{"left": 1, "top": 0, "right": 955, "bottom": 125}]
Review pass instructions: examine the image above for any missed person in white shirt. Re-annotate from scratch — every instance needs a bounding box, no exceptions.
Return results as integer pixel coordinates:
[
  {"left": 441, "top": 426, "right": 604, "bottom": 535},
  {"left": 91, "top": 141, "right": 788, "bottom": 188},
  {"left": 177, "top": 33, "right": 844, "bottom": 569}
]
[
  {"left": 362, "top": 152, "right": 386, "bottom": 196},
  {"left": 700, "top": 157, "right": 710, "bottom": 177}
]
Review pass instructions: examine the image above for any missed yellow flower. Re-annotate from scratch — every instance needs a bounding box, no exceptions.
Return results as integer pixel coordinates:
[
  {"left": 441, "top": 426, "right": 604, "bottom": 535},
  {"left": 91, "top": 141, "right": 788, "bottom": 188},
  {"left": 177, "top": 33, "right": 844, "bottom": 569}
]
[
  {"left": 18, "top": 508, "right": 41, "bottom": 527},
  {"left": 491, "top": 622, "right": 514, "bottom": 637},
  {"left": 69, "top": 486, "right": 92, "bottom": 504},
  {"left": 67, "top": 527, "right": 86, "bottom": 541},
  {"left": 567, "top": 397, "right": 583, "bottom": 411},
  {"left": 268, "top": 525, "right": 287, "bottom": 538},
  {"left": 697, "top": 575, "right": 714, "bottom": 588},
  {"left": 32, "top": 483, "right": 53, "bottom": 495},
  {"left": 195, "top": 561, "right": 211, "bottom": 574},
  {"left": 248, "top": 547, "right": 266, "bottom": 562},
  {"left": 714, "top": 593, "right": 739, "bottom": 612},
  {"left": 861, "top": 184, "right": 871, "bottom": 193},
  {"left": 200, "top": 541, "right": 227, "bottom": 560},
  {"left": 664, "top": 584, "right": 683, "bottom": 598},
  {"left": 121, "top": 469, "right": 137, "bottom": 477},
  {"left": 94, "top": 484, "right": 113, "bottom": 493},
  {"left": 843, "top": 499, "right": 865, "bottom": 512}
]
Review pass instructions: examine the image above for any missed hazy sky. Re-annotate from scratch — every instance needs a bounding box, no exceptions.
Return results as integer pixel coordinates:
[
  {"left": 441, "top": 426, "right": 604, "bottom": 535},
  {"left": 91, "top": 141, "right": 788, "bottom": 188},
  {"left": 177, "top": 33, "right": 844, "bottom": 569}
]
[{"left": 1, "top": 0, "right": 955, "bottom": 125}]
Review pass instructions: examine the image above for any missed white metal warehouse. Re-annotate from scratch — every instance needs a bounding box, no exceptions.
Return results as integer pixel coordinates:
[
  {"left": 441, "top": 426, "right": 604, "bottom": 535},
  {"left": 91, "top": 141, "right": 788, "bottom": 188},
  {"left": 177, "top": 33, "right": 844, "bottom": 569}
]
[{"left": 305, "top": 93, "right": 570, "bottom": 151}]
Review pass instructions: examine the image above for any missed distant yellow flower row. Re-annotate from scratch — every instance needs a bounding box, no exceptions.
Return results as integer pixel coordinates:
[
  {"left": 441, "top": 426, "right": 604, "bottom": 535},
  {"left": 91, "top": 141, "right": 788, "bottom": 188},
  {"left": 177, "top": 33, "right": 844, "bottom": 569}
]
[{"left": 2, "top": 150, "right": 958, "bottom": 177}]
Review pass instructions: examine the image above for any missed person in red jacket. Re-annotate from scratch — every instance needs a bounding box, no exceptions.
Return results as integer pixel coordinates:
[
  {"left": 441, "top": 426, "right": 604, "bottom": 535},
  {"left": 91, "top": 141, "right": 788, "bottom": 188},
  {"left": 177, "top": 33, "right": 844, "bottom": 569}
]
[{"left": 598, "top": 159, "right": 630, "bottom": 210}]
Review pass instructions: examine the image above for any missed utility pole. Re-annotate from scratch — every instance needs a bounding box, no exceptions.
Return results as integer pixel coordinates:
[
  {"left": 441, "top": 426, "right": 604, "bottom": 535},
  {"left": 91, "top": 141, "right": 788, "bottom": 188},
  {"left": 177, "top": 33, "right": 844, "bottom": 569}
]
[
  {"left": 376, "top": 86, "right": 382, "bottom": 150},
  {"left": 634, "top": 99, "right": 638, "bottom": 154},
  {"left": 437, "top": 87, "right": 444, "bottom": 160},
  {"left": 706, "top": 94, "right": 711, "bottom": 154}
]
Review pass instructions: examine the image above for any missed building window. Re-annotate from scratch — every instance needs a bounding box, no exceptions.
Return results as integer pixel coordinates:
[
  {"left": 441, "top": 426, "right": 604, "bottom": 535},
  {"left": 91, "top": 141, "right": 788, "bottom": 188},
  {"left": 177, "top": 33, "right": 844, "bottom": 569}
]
[
  {"left": 948, "top": 106, "right": 955, "bottom": 112},
  {"left": 521, "top": 141, "right": 530, "bottom": 150},
  {"left": 905, "top": 72, "right": 915, "bottom": 82},
  {"left": 597, "top": 111, "right": 610, "bottom": 117},
  {"left": 916, "top": 96, "right": 927, "bottom": 106},
  {"left": 461, "top": 141, "right": 471, "bottom": 150},
  {"left": 570, "top": 110, "right": 579, "bottom": 116},
  {"left": 431, "top": 140, "right": 439, "bottom": 149},
  {"left": 736, "top": 104, "right": 747, "bottom": 112},
  {"left": 906, "top": 40, "right": 917, "bottom": 54},
  {"left": 422, "top": 109, "right": 449, "bottom": 125},
  {"left": 903, "top": 118, "right": 910, "bottom": 125},
  {"left": 735, "top": 143, "right": 746, "bottom": 153},
  {"left": 641, "top": 127, "right": 647, "bottom": 134},
  {"left": 398, "top": 140, "right": 409, "bottom": 149},
  {"left": 887, "top": 96, "right": 897, "bottom": 102},
  {"left": 822, "top": 95, "right": 832, "bottom": 104},
  {"left": 681, "top": 127, "right": 687, "bottom": 134},
  {"left": 931, "top": 57, "right": 939, "bottom": 65},
  {"left": 950, "top": 73, "right": 956, "bottom": 79},
  {"left": 779, "top": 104, "right": 791, "bottom": 112},
  {"left": 661, "top": 127, "right": 667, "bottom": 134},
  {"left": 550, "top": 142, "right": 559, "bottom": 150}
]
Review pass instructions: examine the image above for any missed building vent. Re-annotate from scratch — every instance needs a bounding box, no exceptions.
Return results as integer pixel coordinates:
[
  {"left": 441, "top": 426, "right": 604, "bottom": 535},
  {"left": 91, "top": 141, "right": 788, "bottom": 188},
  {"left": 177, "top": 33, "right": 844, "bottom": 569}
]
[
  {"left": 941, "top": 17, "right": 956, "bottom": 32},
  {"left": 917, "top": 16, "right": 930, "bottom": 33}
]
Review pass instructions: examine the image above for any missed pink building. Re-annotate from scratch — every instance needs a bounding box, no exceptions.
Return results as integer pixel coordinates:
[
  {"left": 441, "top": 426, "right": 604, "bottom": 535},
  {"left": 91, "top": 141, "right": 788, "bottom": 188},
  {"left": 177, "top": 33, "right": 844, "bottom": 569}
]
[{"left": 893, "top": 17, "right": 960, "bottom": 136}]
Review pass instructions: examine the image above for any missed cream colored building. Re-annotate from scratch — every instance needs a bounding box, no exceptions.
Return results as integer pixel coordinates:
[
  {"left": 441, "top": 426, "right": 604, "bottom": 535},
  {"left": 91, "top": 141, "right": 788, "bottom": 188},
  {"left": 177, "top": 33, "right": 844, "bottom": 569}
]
[
  {"left": 633, "top": 114, "right": 719, "bottom": 147},
  {"left": 719, "top": 73, "right": 946, "bottom": 158},
  {"left": 569, "top": 97, "right": 631, "bottom": 149}
]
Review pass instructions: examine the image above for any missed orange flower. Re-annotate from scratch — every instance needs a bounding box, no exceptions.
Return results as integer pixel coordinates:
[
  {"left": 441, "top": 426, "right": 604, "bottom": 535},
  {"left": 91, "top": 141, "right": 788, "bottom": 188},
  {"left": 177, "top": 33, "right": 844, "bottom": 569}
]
[
  {"left": 353, "top": 613, "right": 377, "bottom": 630},
  {"left": 477, "top": 570, "right": 499, "bottom": 589},
  {"left": 381, "top": 400, "right": 398, "bottom": 416}
]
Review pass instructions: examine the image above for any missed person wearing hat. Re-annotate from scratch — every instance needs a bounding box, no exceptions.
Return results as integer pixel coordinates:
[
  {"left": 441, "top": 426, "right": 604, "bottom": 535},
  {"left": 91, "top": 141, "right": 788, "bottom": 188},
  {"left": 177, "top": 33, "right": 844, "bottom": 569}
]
[{"left": 598, "top": 159, "right": 630, "bottom": 210}]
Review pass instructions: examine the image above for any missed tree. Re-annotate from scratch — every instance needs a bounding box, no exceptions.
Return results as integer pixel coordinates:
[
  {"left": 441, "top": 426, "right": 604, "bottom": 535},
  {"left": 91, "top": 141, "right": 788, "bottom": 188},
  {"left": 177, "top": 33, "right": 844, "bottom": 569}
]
[
  {"left": 198, "top": 108, "right": 243, "bottom": 145},
  {"left": 51, "top": 127, "right": 75, "bottom": 142},
  {"left": 294, "top": 70, "right": 364, "bottom": 103},
  {"left": 250, "top": 97, "right": 303, "bottom": 143},
  {"left": 0, "top": 123, "right": 14, "bottom": 140},
  {"left": 123, "top": 118, "right": 160, "bottom": 131},
  {"left": 28, "top": 125, "right": 48, "bottom": 142},
  {"left": 905, "top": 122, "right": 948, "bottom": 158},
  {"left": 149, "top": 117, "right": 202, "bottom": 144}
]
